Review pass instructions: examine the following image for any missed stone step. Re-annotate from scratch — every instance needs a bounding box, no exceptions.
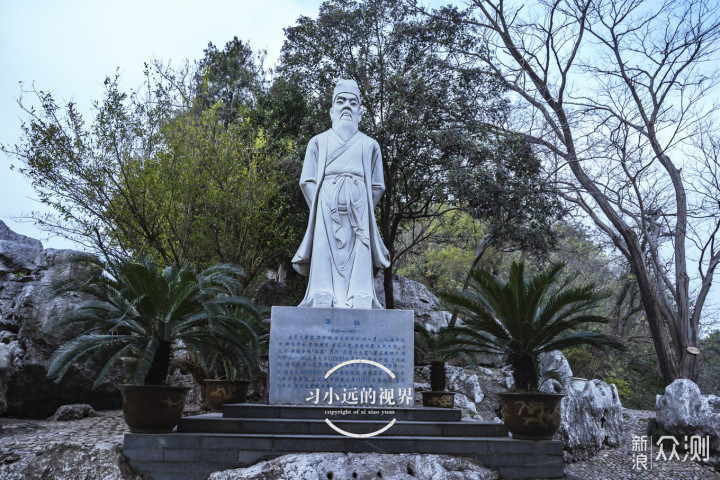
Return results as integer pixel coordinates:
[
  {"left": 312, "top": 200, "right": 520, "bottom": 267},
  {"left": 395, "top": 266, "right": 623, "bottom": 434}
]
[
  {"left": 222, "top": 403, "right": 461, "bottom": 422},
  {"left": 177, "top": 413, "right": 509, "bottom": 437},
  {"left": 124, "top": 432, "right": 564, "bottom": 480}
]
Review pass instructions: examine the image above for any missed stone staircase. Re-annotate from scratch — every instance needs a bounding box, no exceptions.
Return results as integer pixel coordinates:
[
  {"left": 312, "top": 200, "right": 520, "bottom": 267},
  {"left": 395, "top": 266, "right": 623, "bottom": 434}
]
[{"left": 123, "top": 404, "right": 564, "bottom": 480}]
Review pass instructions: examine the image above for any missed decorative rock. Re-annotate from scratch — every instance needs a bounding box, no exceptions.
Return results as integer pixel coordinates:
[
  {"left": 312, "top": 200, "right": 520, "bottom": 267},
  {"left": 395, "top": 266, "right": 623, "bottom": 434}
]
[
  {"left": 0, "top": 222, "right": 121, "bottom": 417},
  {"left": 165, "top": 369, "right": 203, "bottom": 411},
  {"left": 0, "top": 221, "right": 44, "bottom": 273},
  {"left": 656, "top": 379, "right": 720, "bottom": 451},
  {"left": 420, "top": 364, "right": 484, "bottom": 404},
  {"left": 539, "top": 350, "right": 573, "bottom": 388},
  {"left": 454, "top": 392, "right": 483, "bottom": 421},
  {"left": 0, "top": 441, "right": 143, "bottom": 480},
  {"left": 539, "top": 378, "right": 564, "bottom": 394},
  {"left": 208, "top": 452, "right": 498, "bottom": 480},
  {"left": 52, "top": 404, "right": 98, "bottom": 421},
  {"left": 499, "top": 365, "right": 515, "bottom": 390},
  {"left": 374, "top": 274, "right": 452, "bottom": 331},
  {"left": 447, "top": 365, "right": 485, "bottom": 404},
  {"left": 556, "top": 379, "right": 623, "bottom": 461}
]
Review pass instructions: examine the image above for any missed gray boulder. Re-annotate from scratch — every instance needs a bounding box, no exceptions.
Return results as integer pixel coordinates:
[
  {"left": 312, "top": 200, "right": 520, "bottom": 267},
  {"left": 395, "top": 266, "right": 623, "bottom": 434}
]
[
  {"left": 0, "top": 221, "right": 120, "bottom": 416},
  {"left": 374, "top": 274, "right": 451, "bottom": 331},
  {"left": 0, "top": 221, "right": 43, "bottom": 273},
  {"left": 555, "top": 379, "right": 624, "bottom": 461},
  {"left": 656, "top": 379, "right": 720, "bottom": 451},
  {"left": 537, "top": 350, "right": 623, "bottom": 460},
  {"left": 208, "top": 453, "right": 498, "bottom": 480},
  {"left": 539, "top": 350, "right": 574, "bottom": 389},
  {"left": 0, "top": 442, "right": 144, "bottom": 480},
  {"left": 52, "top": 403, "right": 99, "bottom": 421}
]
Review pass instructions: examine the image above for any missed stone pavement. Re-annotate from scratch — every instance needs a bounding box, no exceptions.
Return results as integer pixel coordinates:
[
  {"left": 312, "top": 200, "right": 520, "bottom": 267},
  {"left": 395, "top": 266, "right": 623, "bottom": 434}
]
[
  {"left": 0, "top": 409, "right": 718, "bottom": 479},
  {"left": 563, "top": 409, "right": 719, "bottom": 480},
  {"left": 0, "top": 410, "right": 127, "bottom": 465}
]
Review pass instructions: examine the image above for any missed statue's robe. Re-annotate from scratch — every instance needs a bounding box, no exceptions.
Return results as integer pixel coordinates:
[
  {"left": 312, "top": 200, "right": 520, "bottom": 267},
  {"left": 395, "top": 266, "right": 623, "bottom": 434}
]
[{"left": 292, "top": 129, "right": 390, "bottom": 309}]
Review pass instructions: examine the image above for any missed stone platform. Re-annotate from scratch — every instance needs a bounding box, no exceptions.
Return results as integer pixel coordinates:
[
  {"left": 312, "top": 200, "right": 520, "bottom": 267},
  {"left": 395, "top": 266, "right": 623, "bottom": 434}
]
[{"left": 123, "top": 404, "right": 564, "bottom": 480}]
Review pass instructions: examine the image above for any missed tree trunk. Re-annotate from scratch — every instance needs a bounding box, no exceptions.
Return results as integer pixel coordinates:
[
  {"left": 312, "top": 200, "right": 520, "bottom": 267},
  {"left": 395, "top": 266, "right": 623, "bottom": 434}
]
[
  {"left": 145, "top": 340, "right": 173, "bottom": 385},
  {"left": 449, "top": 235, "right": 492, "bottom": 328},
  {"left": 510, "top": 351, "right": 539, "bottom": 391},
  {"left": 383, "top": 266, "right": 395, "bottom": 309}
]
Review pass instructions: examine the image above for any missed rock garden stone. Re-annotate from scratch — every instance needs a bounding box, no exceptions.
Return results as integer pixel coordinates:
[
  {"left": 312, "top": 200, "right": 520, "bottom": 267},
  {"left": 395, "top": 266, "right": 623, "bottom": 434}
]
[
  {"left": 374, "top": 274, "right": 451, "bottom": 331},
  {"left": 656, "top": 379, "right": 720, "bottom": 451},
  {"left": 556, "top": 378, "right": 623, "bottom": 461},
  {"left": 539, "top": 350, "right": 574, "bottom": 387},
  {"left": 0, "top": 221, "right": 120, "bottom": 417},
  {"left": 0, "top": 221, "right": 43, "bottom": 273},
  {"left": 537, "top": 350, "right": 624, "bottom": 460},
  {"left": 0, "top": 441, "right": 143, "bottom": 480},
  {"left": 208, "top": 452, "right": 498, "bottom": 480},
  {"left": 52, "top": 404, "right": 99, "bottom": 421},
  {"left": 453, "top": 392, "right": 483, "bottom": 421}
]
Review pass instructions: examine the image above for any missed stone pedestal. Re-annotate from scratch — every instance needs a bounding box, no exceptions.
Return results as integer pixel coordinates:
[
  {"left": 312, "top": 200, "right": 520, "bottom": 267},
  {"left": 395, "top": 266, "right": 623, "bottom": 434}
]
[{"left": 269, "top": 307, "right": 414, "bottom": 406}]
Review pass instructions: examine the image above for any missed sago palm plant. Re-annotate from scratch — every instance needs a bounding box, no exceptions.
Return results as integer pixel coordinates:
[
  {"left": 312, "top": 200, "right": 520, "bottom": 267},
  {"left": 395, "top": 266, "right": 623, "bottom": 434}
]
[
  {"left": 438, "top": 261, "right": 624, "bottom": 391},
  {"left": 46, "top": 255, "right": 262, "bottom": 388}
]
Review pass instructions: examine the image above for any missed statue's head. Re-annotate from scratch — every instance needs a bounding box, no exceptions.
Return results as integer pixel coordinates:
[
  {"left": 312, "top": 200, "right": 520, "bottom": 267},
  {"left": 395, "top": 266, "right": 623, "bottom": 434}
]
[{"left": 330, "top": 79, "right": 362, "bottom": 131}]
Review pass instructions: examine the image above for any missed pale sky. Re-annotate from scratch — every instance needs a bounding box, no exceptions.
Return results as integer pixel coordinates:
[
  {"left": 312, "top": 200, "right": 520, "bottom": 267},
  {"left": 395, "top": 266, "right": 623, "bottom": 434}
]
[{"left": 0, "top": 0, "right": 322, "bottom": 249}]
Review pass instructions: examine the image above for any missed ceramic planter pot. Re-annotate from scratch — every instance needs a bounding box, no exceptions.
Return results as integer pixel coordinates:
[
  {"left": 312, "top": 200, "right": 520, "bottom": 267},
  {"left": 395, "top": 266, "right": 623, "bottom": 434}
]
[
  {"left": 204, "top": 379, "right": 250, "bottom": 411},
  {"left": 498, "top": 392, "right": 564, "bottom": 440},
  {"left": 421, "top": 391, "right": 455, "bottom": 408},
  {"left": 121, "top": 385, "right": 189, "bottom": 433}
]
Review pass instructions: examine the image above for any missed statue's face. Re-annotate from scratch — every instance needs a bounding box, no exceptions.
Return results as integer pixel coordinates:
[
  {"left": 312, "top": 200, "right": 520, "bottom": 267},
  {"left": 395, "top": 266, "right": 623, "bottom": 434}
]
[{"left": 330, "top": 93, "right": 361, "bottom": 129}]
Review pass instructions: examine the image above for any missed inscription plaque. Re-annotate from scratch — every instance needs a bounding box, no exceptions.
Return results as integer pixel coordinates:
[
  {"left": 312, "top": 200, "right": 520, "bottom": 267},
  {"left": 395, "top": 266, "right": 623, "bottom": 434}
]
[{"left": 269, "top": 306, "right": 414, "bottom": 405}]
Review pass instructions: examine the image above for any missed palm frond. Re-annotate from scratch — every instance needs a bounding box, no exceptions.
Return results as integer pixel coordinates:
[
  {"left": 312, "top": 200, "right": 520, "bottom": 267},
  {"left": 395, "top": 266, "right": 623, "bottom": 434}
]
[{"left": 437, "top": 261, "right": 624, "bottom": 390}]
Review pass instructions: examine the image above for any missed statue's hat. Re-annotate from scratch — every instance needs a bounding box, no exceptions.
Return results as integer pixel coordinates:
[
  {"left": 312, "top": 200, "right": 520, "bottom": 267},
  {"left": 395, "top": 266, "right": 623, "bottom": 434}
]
[{"left": 333, "top": 79, "right": 361, "bottom": 102}]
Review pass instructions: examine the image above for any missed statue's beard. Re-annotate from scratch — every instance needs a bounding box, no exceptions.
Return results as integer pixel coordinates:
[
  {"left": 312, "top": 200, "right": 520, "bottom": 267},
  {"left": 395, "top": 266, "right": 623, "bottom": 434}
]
[{"left": 332, "top": 117, "right": 358, "bottom": 141}]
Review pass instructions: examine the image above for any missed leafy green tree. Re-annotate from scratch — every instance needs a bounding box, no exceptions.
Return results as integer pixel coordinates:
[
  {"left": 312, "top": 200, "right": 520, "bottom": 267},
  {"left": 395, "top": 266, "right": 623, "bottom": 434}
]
[
  {"left": 5, "top": 52, "right": 303, "bottom": 288},
  {"left": 396, "top": 209, "right": 484, "bottom": 292},
  {"left": 278, "top": 0, "right": 507, "bottom": 307},
  {"left": 119, "top": 100, "right": 297, "bottom": 285},
  {"left": 194, "top": 36, "right": 264, "bottom": 127}
]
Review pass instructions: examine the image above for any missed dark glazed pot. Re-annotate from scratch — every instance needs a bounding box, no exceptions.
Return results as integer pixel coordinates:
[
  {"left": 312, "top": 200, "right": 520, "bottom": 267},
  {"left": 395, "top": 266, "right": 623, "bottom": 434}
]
[
  {"left": 121, "top": 385, "right": 189, "bottom": 433},
  {"left": 421, "top": 391, "right": 455, "bottom": 408},
  {"left": 204, "top": 379, "right": 249, "bottom": 411},
  {"left": 498, "top": 392, "right": 565, "bottom": 440}
]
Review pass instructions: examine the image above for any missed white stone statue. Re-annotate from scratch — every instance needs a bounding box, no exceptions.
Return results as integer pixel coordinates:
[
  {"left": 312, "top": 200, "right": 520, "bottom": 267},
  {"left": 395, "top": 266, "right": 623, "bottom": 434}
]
[{"left": 292, "top": 79, "right": 390, "bottom": 309}]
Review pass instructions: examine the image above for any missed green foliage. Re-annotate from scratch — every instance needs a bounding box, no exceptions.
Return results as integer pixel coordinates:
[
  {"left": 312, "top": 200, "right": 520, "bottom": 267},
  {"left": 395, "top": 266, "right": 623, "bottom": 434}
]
[
  {"left": 397, "top": 210, "right": 484, "bottom": 292},
  {"left": 46, "top": 254, "right": 262, "bottom": 387},
  {"left": 602, "top": 373, "right": 632, "bottom": 400},
  {"left": 414, "top": 322, "right": 458, "bottom": 365},
  {"left": 438, "top": 261, "right": 625, "bottom": 391},
  {"left": 5, "top": 53, "right": 305, "bottom": 287},
  {"left": 449, "top": 135, "right": 565, "bottom": 260},
  {"left": 697, "top": 329, "right": 720, "bottom": 395},
  {"left": 194, "top": 37, "right": 262, "bottom": 127},
  {"left": 647, "top": 418, "right": 685, "bottom": 452}
]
